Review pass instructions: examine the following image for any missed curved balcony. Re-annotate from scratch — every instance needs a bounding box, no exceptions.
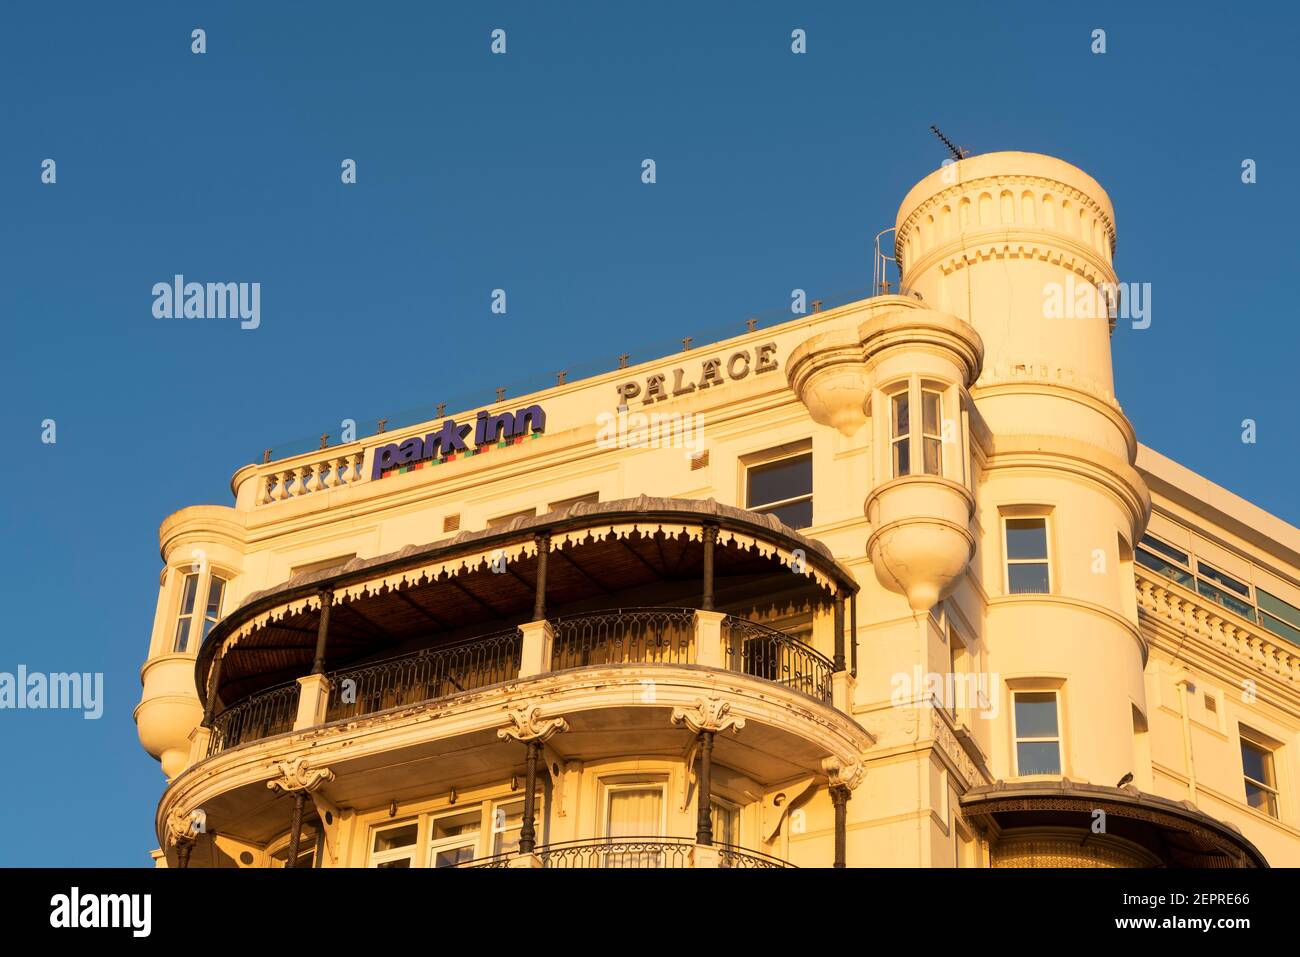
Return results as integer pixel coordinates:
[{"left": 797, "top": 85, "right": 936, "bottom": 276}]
[
  {"left": 162, "top": 498, "right": 870, "bottom": 866},
  {"left": 458, "top": 836, "right": 794, "bottom": 869},
  {"left": 202, "top": 609, "right": 836, "bottom": 757}
]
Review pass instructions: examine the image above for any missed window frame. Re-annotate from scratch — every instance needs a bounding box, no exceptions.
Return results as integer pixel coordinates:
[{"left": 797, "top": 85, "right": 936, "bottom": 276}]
[
  {"left": 1238, "top": 730, "right": 1280, "bottom": 820},
  {"left": 426, "top": 807, "right": 484, "bottom": 868},
  {"left": 367, "top": 819, "right": 421, "bottom": 868},
  {"left": 1012, "top": 689, "right": 1063, "bottom": 777},
  {"left": 744, "top": 450, "right": 813, "bottom": 529},
  {"left": 1002, "top": 514, "right": 1053, "bottom": 596},
  {"left": 169, "top": 564, "right": 231, "bottom": 655}
]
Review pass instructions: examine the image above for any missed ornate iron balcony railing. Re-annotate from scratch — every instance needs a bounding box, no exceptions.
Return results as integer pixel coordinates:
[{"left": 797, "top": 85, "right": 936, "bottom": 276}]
[
  {"left": 550, "top": 606, "right": 697, "bottom": 671},
  {"left": 456, "top": 836, "right": 794, "bottom": 869},
  {"left": 722, "top": 614, "right": 835, "bottom": 704},
  {"left": 324, "top": 627, "right": 523, "bottom": 724},
  {"left": 207, "top": 679, "right": 300, "bottom": 757}
]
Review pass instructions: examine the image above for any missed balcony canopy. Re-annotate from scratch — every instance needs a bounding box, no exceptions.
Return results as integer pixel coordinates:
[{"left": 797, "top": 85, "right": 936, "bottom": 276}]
[{"left": 195, "top": 496, "right": 859, "bottom": 708}]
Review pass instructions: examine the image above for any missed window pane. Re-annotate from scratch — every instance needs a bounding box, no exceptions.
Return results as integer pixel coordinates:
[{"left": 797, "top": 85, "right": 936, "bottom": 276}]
[
  {"left": 1260, "top": 612, "right": 1300, "bottom": 647},
  {"left": 431, "top": 810, "right": 479, "bottom": 841},
  {"left": 1245, "top": 782, "right": 1278, "bottom": 817},
  {"left": 1016, "top": 741, "right": 1061, "bottom": 775},
  {"left": 711, "top": 802, "right": 739, "bottom": 847},
  {"left": 923, "top": 437, "right": 942, "bottom": 476},
  {"left": 891, "top": 392, "right": 909, "bottom": 438},
  {"left": 1240, "top": 741, "right": 1273, "bottom": 787},
  {"left": 747, "top": 454, "right": 812, "bottom": 508},
  {"left": 1015, "top": 693, "right": 1058, "bottom": 738},
  {"left": 173, "top": 618, "right": 192, "bottom": 653},
  {"left": 759, "top": 497, "right": 812, "bottom": 530},
  {"left": 433, "top": 845, "right": 477, "bottom": 868},
  {"left": 375, "top": 858, "right": 411, "bottom": 869},
  {"left": 1258, "top": 590, "right": 1300, "bottom": 630},
  {"left": 1139, "top": 535, "right": 1189, "bottom": 567},
  {"left": 373, "top": 823, "right": 417, "bottom": 853},
  {"left": 1136, "top": 548, "right": 1196, "bottom": 589},
  {"left": 921, "top": 391, "right": 941, "bottom": 434},
  {"left": 892, "top": 438, "right": 910, "bottom": 477},
  {"left": 1006, "top": 519, "right": 1047, "bottom": 560},
  {"left": 1008, "top": 563, "right": 1050, "bottom": 595},
  {"left": 607, "top": 787, "right": 663, "bottom": 837},
  {"left": 1196, "top": 579, "right": 1255, "bottom": 621},
  {"left": 177, "top": 573, "right": 199, "bottom": 616},
  {"left": 204, "top": 576, "right": 226, "bottom": 620},
  {"left": 1197, "top": 563, "right": 1250, "bottom": 598},
  {"left": 492, "top": 800, "right": 524, "bottom": 856}
]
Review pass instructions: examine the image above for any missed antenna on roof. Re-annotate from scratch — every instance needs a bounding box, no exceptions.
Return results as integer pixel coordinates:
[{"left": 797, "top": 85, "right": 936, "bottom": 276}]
[{"left": 929, "top": 125, "right": 969, "bottom": 161}]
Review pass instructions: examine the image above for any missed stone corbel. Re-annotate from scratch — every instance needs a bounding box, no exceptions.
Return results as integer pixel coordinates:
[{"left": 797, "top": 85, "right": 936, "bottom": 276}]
[
  {"left": 670, "top": 697, "right": 746, "bottom": 736},
  {"left": 266, "top": 757, "right": 336, "bottom": 795},
  {"left": 821, "top": 755, "right": 865, "bottom": 792},
  {"left": 497, "top": 705, "right": 570, "bottom": 744}
]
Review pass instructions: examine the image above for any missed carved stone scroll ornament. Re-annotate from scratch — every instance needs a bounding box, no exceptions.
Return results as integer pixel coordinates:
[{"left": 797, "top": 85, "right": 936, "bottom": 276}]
[
  {"left": 670, "top": 697, "right": 746, "bottom": 736},
  {"left": 497, "top": 705, "right": 570, "bottom": 744},
  {"left": 165, "top": 805, "right": 201, "bottom": 848},
  {"left": 821, "top": 754, "right": 865, "bottom": 792},
  {"left": 265, "top": 757, "right": 336, "bottom": 795}
]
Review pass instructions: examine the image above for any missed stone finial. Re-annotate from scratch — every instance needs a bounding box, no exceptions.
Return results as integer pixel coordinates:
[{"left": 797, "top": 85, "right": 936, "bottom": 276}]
[
  {"left": 671, "top": 697, "right": 746, "bottom": 735},
  {"left": 497, "top": 705, "right": 570, "bottom": 744}
]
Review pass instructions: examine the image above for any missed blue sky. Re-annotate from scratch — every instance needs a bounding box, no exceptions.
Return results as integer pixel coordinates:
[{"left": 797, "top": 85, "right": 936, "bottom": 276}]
[{"left": 0, "top": 2, "right": 1296, "bottom": 865}]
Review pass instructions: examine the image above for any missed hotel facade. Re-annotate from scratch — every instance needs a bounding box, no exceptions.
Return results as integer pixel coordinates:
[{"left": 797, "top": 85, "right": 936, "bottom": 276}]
[{"left": 135, "top": 152, "right": 1300, "bottom": 869}]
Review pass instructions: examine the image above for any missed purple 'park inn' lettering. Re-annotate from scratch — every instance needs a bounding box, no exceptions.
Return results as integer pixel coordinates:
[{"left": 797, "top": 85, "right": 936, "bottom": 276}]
[{"left": 371, "top": 406, "right": 547, "bottom": 479}]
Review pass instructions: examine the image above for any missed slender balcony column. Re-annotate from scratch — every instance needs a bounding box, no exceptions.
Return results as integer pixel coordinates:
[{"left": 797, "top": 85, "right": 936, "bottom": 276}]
[
  {"left": 821, "top": 755, "right": 865, "bottom": 869},
  {"left": 266, "top": 758, "right": 336, "bottom": 869},
  {"left": 833, "top": 592, "right": 846, "bottom": 673},
  {"left": 519, "top": 740, "right": 542, "bottom": 854},
  {"left": 850, "top": 593, "right": 858, "bottom": 678},
  {"left": 695, "top": 730, "right": 715, "bottom": 845},
  {"left": 830, "top": 786, "right": 850, "bottom": 868},
  {"left": 201, "top": 652, "right": 224, "bottom": 726},
  {"left": 672, "top": 697, "right": 744, "bottom": 865},
  {"left": 311, "top": 589, "right": 333, "bottom": 675},
  {"left": 533, "top": 533, "right": 550, "bottom": 621},
  {"left": 498, "top": 706, "right": 570, "bottom": 866},
  {"left": 701, "top": 525, "right": 718, "bottom": 611},
  {"left": 286, "top": 792, "right": 307, "bottom": 867},
  {"left": 176, "top": 842, "right": 193, "bottom": 869}
]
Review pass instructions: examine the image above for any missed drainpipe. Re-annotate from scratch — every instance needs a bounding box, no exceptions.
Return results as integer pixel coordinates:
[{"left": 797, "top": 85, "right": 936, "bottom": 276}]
[{"left": 1176, "top": 677, "right": 1197, "bottom": 802}]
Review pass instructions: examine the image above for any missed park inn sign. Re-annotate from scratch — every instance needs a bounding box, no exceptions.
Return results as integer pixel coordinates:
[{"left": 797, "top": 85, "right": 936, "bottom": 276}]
[{"left": 370, "top": 405, "right": 547, "bottom": 479}]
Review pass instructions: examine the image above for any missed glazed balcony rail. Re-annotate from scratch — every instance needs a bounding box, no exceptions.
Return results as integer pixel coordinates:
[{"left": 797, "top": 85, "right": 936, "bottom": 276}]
[
  {"left": 324, "top": 628, "right": 523, "bottom": 723},
  {"left": 1136, "top": 569, "right": 1300, "bottom": 686},
  {"left": 723, "top": 615, "right": 835, "bottom": 704},
  {"left": 206, "top": 679, "right": 300, "bottom": 758},
  {"left": 457, "top": 836, "right": 794, "bottom": 869},
  {"left": 203, "top": 608, "right": 839, "bottom": 757},
  {"left": 551, "top": 607, "right": 697, "bottom": 670}
]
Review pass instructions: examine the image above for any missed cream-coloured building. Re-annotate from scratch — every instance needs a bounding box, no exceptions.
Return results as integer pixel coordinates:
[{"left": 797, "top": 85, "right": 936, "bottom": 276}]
[{"left": 135, "top": 151, "right": 1300, "bottom": 868}]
